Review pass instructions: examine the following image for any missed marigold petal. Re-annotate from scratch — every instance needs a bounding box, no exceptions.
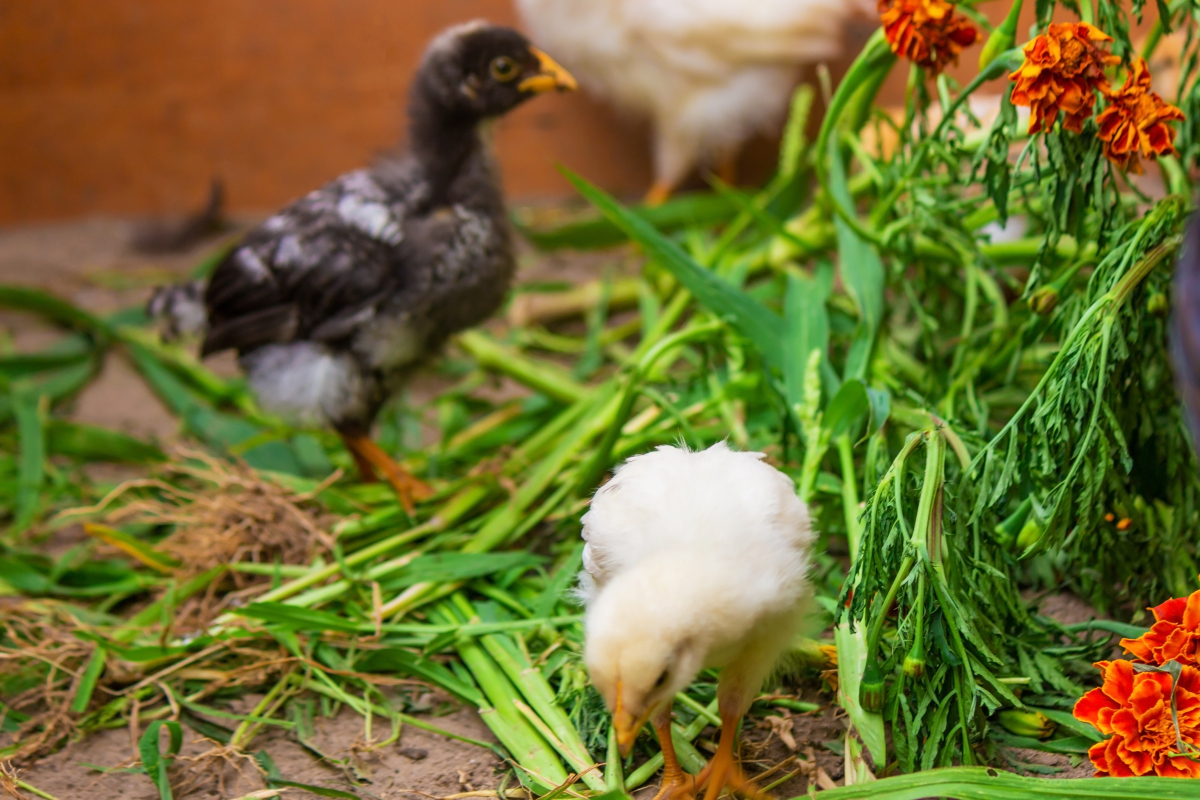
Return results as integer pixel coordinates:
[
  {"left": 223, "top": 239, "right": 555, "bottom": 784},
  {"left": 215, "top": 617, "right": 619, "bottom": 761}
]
[
  {"left": 1088, "top": 739, "right": 1112, "bottom": 776},
  {"left": 1075, "top": 687, "right": 1119, "bottom": 728},
  {"left": 1153, "top": 596, "right": 1189, "bottom": 624}
]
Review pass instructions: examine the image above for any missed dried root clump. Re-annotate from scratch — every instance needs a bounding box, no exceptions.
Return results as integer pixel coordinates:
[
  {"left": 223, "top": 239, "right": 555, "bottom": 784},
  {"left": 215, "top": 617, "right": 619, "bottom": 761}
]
[
  {"left": 172, "top": 741, "right": 266, "bottom": 798},
  {"left": 103, "top": 449, "right": 337, "bottom": 583},
  {"left": 0, "top": 604, "right": 90, "bottom": 764}
]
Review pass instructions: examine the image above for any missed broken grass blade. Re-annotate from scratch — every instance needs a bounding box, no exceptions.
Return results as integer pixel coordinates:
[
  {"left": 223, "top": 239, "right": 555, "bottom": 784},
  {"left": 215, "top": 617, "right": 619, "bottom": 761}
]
[
  {"left": 433, "top": 605, "right": 568, "bottom": 791},
  {"left": 84, "top": 523, "right": 180, "bottom": 573},
  {"left": 458, "top": 330, "right": 589, "bottom": 405},
  {"left": 809, "top": 766, "right": 1200, "bottom": 799},
  {"left": 70, "top": 645, "right": 107, "bottom": 714},
  {"left": 12, "top": 387, "right": 46, "bottom": 534}
]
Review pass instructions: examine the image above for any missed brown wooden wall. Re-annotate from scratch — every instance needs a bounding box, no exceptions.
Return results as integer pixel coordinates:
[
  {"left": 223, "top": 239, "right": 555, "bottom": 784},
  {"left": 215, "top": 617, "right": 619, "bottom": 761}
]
[
  {"left": 1, "top": 2, "right": 1146, "bottom": 226},
  {"left": 0, "top": 0, "right": 654, "bottom": 225}
]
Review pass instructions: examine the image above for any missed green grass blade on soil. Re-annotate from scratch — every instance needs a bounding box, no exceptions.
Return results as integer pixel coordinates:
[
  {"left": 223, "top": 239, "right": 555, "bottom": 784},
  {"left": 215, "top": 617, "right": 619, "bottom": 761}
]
[{"left": 801, "top": 766, "right": 1200, "bottom": 799}]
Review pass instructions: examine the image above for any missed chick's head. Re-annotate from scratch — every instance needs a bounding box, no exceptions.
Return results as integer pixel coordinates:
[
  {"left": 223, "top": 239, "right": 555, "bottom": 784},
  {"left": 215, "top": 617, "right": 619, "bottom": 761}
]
[
  {"left": 415, "top": 22, "right": 576, "bottom": 119},
  {"left": 583, "top": 565, "right": 709, "bottom": 756}
]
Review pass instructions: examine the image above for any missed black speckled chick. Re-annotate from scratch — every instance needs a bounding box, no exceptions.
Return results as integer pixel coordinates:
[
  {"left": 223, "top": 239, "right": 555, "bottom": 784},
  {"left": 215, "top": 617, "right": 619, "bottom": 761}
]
[{"left": 150, "top": 21, "right": 575, "bottom": 510}]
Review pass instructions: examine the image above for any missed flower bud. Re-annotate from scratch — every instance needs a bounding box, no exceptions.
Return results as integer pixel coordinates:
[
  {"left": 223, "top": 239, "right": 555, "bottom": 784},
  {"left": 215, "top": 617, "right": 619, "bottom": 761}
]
[
  {"left": 997, "top": 709, "right": 1056, "bottom": 739},
  {"left": 980, "top": 0, "right": 1023, "bottom": 70},
  {"left": 1016, "top": 519, "right": 1043, "bottom": 551},
  {"left": 902, "top": 648, "right": 926, "bottom": 679},
  {"left": 1029, "top": 286, "right": 1059, "bottom": 315},
  {"left": 859, "top": 661, "right": 885, "bottom": 712},
  {"left": 1147, "top": 291, "right": 1169, "bottom": 316}
]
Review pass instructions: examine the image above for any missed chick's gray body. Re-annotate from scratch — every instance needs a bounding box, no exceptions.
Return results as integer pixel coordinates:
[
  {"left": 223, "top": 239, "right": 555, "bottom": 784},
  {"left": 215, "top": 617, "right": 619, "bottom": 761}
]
[
  {"left": 162, "top": 22, "right": 577, "bottom": 437},
  {"left": 203, "top": 155, "right": 511, "bottom": 434}
]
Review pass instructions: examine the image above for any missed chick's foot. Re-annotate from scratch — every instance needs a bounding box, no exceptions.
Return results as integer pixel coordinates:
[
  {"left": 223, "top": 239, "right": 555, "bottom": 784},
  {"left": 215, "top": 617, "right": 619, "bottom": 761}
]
[
  {"left": 651, "top": 710, "right": 697, "bottom": 800},
  {"left": 695, "top": 714, "right": 769, "bottom": 800},
  {"left": 653, "top": 773, "right": 697, "bottom": 800},
  {"left": 342, "top": 434, "right": 433, "bottom": 515}
]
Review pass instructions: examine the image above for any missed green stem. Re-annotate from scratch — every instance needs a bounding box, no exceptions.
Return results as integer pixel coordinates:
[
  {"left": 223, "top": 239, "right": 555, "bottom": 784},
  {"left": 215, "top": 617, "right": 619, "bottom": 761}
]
[{"left": 837, "top": 433, "right": 862, "bottom": 558}]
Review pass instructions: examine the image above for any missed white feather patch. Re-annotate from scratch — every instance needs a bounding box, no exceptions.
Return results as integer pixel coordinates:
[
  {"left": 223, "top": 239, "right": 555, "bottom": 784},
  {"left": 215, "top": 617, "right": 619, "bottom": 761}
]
[
  {"left": 337, "top": 194, "right": 402, "bottom": 245},
  {"left": 242, "top": 342, "right": 366, "bottom": 426}
]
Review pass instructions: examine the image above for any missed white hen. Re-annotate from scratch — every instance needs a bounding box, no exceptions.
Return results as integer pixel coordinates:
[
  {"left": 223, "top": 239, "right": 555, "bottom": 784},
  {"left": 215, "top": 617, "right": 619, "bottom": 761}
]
[
  {"left": 516, "top": 0, "right": 870, "bottom": 203},
  {"left": 580, "top": 442, "right": 814, "bottom": 800}
]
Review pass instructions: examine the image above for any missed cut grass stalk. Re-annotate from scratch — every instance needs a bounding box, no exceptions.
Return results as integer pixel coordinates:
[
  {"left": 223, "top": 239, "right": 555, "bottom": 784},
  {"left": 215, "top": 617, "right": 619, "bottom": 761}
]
[
  {"left": 452, "top": 596, "right": 605, "bottom": 791},
  {"left": 432, "top": 604, "right": 568, "bottom": 791},
  {"left": 805, "top": 766, "right": 1200, "bottom": 799},
  {"left": 457, "top": 330, "right": 589, "bottom": 405}
]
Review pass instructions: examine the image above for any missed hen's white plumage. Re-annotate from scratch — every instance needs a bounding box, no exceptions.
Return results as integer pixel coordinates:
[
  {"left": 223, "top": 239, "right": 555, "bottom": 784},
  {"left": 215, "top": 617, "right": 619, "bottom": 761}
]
[
  {"left": 580, "top": 442, "right": 813, "bottom": 800},
  {"left": 516, "top": 0, "right": 870, "bottom": 197}
]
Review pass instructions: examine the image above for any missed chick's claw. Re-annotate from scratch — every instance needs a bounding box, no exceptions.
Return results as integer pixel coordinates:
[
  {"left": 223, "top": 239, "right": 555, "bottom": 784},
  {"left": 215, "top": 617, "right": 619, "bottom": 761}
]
[{"left": 652, "top": 772, "right": 697, "bottom": 800}]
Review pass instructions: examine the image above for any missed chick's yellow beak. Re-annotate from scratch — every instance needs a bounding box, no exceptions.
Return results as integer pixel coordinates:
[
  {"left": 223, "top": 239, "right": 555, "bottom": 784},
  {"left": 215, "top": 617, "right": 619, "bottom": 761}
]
[
  {"left": 613, "top": 681, "right": 652, "bottom": 757},
  {"left": 519, "top": 48, "right": 578, "bottom": 94}
]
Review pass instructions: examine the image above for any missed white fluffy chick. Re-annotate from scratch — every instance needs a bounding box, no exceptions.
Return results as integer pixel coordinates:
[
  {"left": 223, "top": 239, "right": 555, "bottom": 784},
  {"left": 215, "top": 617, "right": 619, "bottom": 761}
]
[
  {"left": 580, "top": 442, "right": 814, "bottom": 800},
  {"left": 516, "top": 0, "right": 870, "bottom": 204}
]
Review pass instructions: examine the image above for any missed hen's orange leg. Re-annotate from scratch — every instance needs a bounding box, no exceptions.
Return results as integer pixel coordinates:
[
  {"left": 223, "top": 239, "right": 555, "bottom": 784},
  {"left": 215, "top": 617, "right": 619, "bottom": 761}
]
[
  {"left": 652, "top": 706, "right": 696, "bottom": 800},
  {"left": 696, "top": 701, "right": 767, "bottom": 800},
  {"left": 644, "top": 181, "right": 675, "bottom": 207},
  {"left": 341, "top": 434, "right": 432, "bottom": 515},
  {"left": 715, "top": 153, "right": 738, "bottom": 187}
]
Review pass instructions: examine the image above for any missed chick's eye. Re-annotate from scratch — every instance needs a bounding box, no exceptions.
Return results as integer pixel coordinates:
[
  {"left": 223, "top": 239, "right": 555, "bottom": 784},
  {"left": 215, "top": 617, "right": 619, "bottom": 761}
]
[
  {"left": 490, "top": 56, "right": 519, "bottom": 82},
  {"left": 653, "top": 670, "right": 669, "bottom": 689}
]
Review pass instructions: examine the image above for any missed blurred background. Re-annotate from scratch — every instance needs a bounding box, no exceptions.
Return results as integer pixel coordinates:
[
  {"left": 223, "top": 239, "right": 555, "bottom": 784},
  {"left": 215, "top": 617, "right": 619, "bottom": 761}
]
[{"left": 0, "top": 1, "right": 906, "bottom": 226}]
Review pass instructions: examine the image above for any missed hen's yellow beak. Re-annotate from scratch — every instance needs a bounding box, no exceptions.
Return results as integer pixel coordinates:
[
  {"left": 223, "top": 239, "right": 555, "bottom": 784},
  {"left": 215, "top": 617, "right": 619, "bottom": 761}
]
[
  {"left": 519, "top": 48, "right": 578, "bottom": 94},
  {"left": 613, "top": 681, "right": 653, "bottom": 757}
]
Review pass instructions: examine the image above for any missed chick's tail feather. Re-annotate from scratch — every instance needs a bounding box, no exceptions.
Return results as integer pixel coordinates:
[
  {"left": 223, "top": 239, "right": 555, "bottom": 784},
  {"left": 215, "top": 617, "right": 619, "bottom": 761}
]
[{"left": 147, "top": 280, "right": 208, "bottom": 340}]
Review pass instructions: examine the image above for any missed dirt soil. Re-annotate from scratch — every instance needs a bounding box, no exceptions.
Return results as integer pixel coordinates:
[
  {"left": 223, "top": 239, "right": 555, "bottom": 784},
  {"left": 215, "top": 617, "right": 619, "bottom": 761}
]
[{"left": 13, "top": 702, "right": 503, "bottom": 800}]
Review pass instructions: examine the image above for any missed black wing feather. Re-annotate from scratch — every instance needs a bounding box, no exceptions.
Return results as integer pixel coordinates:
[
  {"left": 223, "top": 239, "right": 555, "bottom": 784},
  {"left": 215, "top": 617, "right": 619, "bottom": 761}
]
[{"left": 201, "top": 166, "right": 428, "bottom": 355}]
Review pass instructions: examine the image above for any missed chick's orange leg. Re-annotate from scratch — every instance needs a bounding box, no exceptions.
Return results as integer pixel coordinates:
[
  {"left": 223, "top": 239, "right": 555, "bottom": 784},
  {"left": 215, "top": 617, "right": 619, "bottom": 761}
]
[
  {"left": 652, "top": 707, "right": 696, "bottom": 800},
  {"left": 341, "top": 434, "right": 432, "bottom": 515},
  {"left": 696, "top": 701, "right": 768, "bottom": 800}
]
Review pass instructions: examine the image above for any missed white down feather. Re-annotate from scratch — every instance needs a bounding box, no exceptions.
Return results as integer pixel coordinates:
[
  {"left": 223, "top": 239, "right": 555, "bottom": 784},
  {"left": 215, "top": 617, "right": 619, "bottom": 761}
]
[
  {"left": 516, "top": 0, "right": 872, "bottom": 189},
  {"left": 579, "top": 442, "right": 815, "bottom": 726}
]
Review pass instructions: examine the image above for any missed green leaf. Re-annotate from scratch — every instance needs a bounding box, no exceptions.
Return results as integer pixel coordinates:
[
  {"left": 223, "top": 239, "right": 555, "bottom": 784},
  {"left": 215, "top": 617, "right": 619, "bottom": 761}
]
[
  {"left": 255, "top": 750, "right": 359, "bottom": 799},
  {"left": 84, "top": 524, "right": 181, "bottom": 573},
  {"left": 0, "top": 285, "right": 109, "bottom": 336},
  {"left": 355, "top": 648, "right": 484, "bottom": 706},
  {"left": 235, "top": 602, "right": 362, "bottom": 633},
  {"left": 379, "top": 551, "right": 546, "bottom": 592},
  {"left": 866, "top": 387, "right": 891, "bottom": 436},
  {"left": 12, "top": 387, "right": 46, "bottom": 533},
  {"left": 138, "top": 719, "right": 183, "bottom": 800},
  {"left": 70, "top": 645, "right": 107, "bottom": 714},
  {"left": 0, "top": 347, "right": 92, "bottom": 380},
  {"left": 46, "top": 421, "right": 165, "bottom": 463},
  {"left": 1030, "top": 707, "right": 1103, "bottom": 742},
  {"left": 825, "top": 379, "right": 870, "bottom": 439},
  {"left": 513, "top": 192, "right": 738, "bottom": 250},
  {"left": 827, "top": 136, "right": 884, "bottom": 382},
  {"left": 563, "top": 169, "right": 785, "bottom": 370},
  {"left": 784, "top": 262, "right": 834, "bottom": 415}
]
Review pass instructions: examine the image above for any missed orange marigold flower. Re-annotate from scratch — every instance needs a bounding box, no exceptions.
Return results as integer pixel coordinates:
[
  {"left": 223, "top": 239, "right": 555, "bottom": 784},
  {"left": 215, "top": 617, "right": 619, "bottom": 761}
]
[
  {"left": 1074, "top": 659, "right": 1200, "bottom": 777},
  {"left": 879, "top": 0, "right": 978, "bottom": 75},
  {"left": 1121, "top": 588, "right": 1200, "bottom": 666},
  {"left": 1096, "top": 58, "right": 1185, "bottom": 174},
  {"left": 1009, "top": 22, "right": 1119, "bottom": 134}
]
